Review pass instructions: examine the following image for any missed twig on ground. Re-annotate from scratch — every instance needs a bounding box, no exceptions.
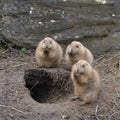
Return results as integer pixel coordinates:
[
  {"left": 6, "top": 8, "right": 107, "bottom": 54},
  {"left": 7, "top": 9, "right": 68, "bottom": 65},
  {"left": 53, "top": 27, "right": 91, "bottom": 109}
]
[
  {"left": 15, "top": 89, "right": 20, "bottom": 106},
  {"left": 95, "top": 105, "right": 101, "bottom": 120},
  {"left": 0, "top": 63, "right": 29, "bottom": 70},
  {"left": 109, "top": 69, "right": 116, "bottom": 75},
  {"left": 12, "top": 63, "right": 29, "bottom": 68},
  {"left": 59, "top": 111, "right": 69, "bottom": 120},
  {"left": 95, "top": 59, "right": 106, "bottom": 67},
  {"left": 108, "top": 111, "right": 120, "bottom": 119},
  {"left": 95, "top": 52, "right": 120, "bottom": 68},
  {"left": 95, "top": 104, "right": 99, "bottom": 114},
  {"left": 95, "top": 116, "right": 101, "bottom": 120},
  {"left": 0, "top": 104, "right": 28, "bottom": 115},
  {"left": 115, "top": 88, "right": 119, "bottom": 98},
  {"left": 94, "top": 56, "right": 104, "bottom": 64},
  {"left": 104, "top": 52, "right": 120, "bottom": 63},
  {"left": 30, "top": 81, "right": 39, "bottom": 91},
  {"left": 0, "top": 49, "right": 9, "bottom": 54},
  {"left": 106, "top": 104, "right": 116, "bottom": 113}
]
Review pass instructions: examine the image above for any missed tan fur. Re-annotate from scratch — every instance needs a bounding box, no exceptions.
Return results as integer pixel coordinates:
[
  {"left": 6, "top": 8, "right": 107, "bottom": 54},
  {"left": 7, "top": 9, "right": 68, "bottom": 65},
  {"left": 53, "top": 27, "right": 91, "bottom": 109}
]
[
  {"left": 65, "top": 41, "right": 93, "bottom": 69},
  {"left": 71, "top": 60, "right": 101, "bottom": 104},
  {"left": 35, "top": 37, "right": 63, "bottom": 67}
]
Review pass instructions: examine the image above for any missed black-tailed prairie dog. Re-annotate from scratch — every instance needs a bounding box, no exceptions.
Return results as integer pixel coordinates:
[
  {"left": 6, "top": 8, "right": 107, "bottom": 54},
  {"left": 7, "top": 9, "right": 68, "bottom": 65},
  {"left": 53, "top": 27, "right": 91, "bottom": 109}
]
[
  {"left": 71, "top": 60, "right": 101, "bottom": 104},
  {"left": 65, "top": 41, "right": 93, "bottom": 69},
  {"left": 35, "top": 37, "right": 63, "bottom": 67}
]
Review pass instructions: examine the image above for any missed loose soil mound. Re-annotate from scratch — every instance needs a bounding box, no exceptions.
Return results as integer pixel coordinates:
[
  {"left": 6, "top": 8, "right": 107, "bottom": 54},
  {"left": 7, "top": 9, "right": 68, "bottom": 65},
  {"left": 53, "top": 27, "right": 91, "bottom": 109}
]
[{"left": 24, "top": 68, "right": 73, "bottom": 103}]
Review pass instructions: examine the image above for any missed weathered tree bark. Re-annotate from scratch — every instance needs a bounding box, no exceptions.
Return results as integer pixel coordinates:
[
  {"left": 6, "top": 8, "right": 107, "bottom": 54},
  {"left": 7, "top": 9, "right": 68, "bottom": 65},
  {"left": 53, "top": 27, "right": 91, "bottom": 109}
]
[{"left": 24, "top": 67, "right": 73, "bottom": 103}]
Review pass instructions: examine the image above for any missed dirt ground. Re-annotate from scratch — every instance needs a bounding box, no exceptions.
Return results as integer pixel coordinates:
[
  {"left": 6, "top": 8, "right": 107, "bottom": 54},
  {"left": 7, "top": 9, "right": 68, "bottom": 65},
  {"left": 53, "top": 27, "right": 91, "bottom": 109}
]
[{"left": 0, "top": 48, "right": 120, "bottom": 120}]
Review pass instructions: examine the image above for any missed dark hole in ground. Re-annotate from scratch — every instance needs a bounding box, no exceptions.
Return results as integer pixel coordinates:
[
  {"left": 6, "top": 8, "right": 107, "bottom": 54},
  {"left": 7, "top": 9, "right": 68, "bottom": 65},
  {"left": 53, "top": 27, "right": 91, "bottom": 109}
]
[
  {"left": 26, "top": 84, "right": 52, "bottom": 103},
  {"left": 24, "top": 68, "right": 73, "bottom": 103}
]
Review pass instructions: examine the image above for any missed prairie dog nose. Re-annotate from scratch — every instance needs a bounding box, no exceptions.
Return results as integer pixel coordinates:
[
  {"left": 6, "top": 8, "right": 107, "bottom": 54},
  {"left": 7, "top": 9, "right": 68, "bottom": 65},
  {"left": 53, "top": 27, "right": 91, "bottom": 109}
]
[
  {"left": 68, "top": 49, "right": 74, "bottom": 56},
  {"left": 44, "top": 47, "right": 49, "bottom": 54}
]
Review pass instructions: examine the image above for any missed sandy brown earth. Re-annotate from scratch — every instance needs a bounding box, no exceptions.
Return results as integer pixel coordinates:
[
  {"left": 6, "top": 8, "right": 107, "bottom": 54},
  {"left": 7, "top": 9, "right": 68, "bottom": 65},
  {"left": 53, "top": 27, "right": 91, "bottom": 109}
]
[{"left": 0, "top": 48, "right": 120, "bottom": 120}]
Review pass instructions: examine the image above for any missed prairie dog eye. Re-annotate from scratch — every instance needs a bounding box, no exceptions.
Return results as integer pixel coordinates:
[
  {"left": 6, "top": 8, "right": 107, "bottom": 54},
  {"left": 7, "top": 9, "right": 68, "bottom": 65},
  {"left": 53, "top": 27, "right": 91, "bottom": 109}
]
[
  {"left": 82, "top": 64, "right": 85, "bottom": 68},
  {"left": 43, "top": 40, "right": 46, "bottom": 43},
  {"left": 76, "top": 45, "right": 79, "bottom": 48}
]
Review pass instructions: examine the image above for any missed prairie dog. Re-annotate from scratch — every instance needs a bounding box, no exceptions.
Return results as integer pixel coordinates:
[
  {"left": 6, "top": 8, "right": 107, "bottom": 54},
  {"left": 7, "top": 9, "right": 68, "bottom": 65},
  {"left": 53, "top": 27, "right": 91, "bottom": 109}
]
[
  {"left": 35, "top": 37, "right": 63, "bottom": 67},
  {"left": 65, "top": 41, "right": 93, "bottom": 69},
  {"left": 71, "top": 60, "right": 101, "bottom": 104}
]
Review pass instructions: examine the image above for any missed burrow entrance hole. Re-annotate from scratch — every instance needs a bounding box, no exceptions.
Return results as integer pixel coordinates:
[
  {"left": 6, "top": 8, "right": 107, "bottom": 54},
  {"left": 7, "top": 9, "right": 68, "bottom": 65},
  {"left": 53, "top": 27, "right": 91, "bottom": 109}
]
[{"left": 24, "top": 69, "right": 73, "bottom": 103}]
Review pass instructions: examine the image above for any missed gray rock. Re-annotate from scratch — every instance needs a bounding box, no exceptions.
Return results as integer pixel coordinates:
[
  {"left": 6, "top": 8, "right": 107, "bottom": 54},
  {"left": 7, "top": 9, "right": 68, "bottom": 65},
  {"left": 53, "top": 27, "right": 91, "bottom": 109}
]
[{"left": 0, "top": 0, "right": 120, "bottom": 53}]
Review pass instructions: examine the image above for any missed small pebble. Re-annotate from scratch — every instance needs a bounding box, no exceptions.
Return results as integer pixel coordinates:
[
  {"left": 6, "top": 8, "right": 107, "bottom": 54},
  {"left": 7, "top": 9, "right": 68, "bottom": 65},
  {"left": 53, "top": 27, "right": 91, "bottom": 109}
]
[
  {"left": 50, "top": 20, "right": 56, "bottom": 23},
  {"left": 38, "top": 22, "right": 43, "bottom": 25},
  {"left": 29, "top": 10, "right": 32, "bottom": 14},
  {"left": 62, "top": 115, "right": 69, "bottom": 119},
  {"left": 30, "top": 7, "right": 35, "bottom": 10},
  {"left": 112, "top": 14, "right": 115, "bottom": 17},
  {"left": 63, "top": 0, "right": 67, "bottom": 2}
]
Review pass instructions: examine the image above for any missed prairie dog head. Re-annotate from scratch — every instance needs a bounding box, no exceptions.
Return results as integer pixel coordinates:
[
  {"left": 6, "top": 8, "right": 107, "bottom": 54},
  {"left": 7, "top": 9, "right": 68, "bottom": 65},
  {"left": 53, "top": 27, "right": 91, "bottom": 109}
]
[
  {"left": 66, "top": 41, "right": 85, "bottom": 57},
  {"left": 38, "top": 37, "right": 57, "bottom": 55},
  {"left": 71, "top": 60, "right": 93, "bottom": 84}
]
